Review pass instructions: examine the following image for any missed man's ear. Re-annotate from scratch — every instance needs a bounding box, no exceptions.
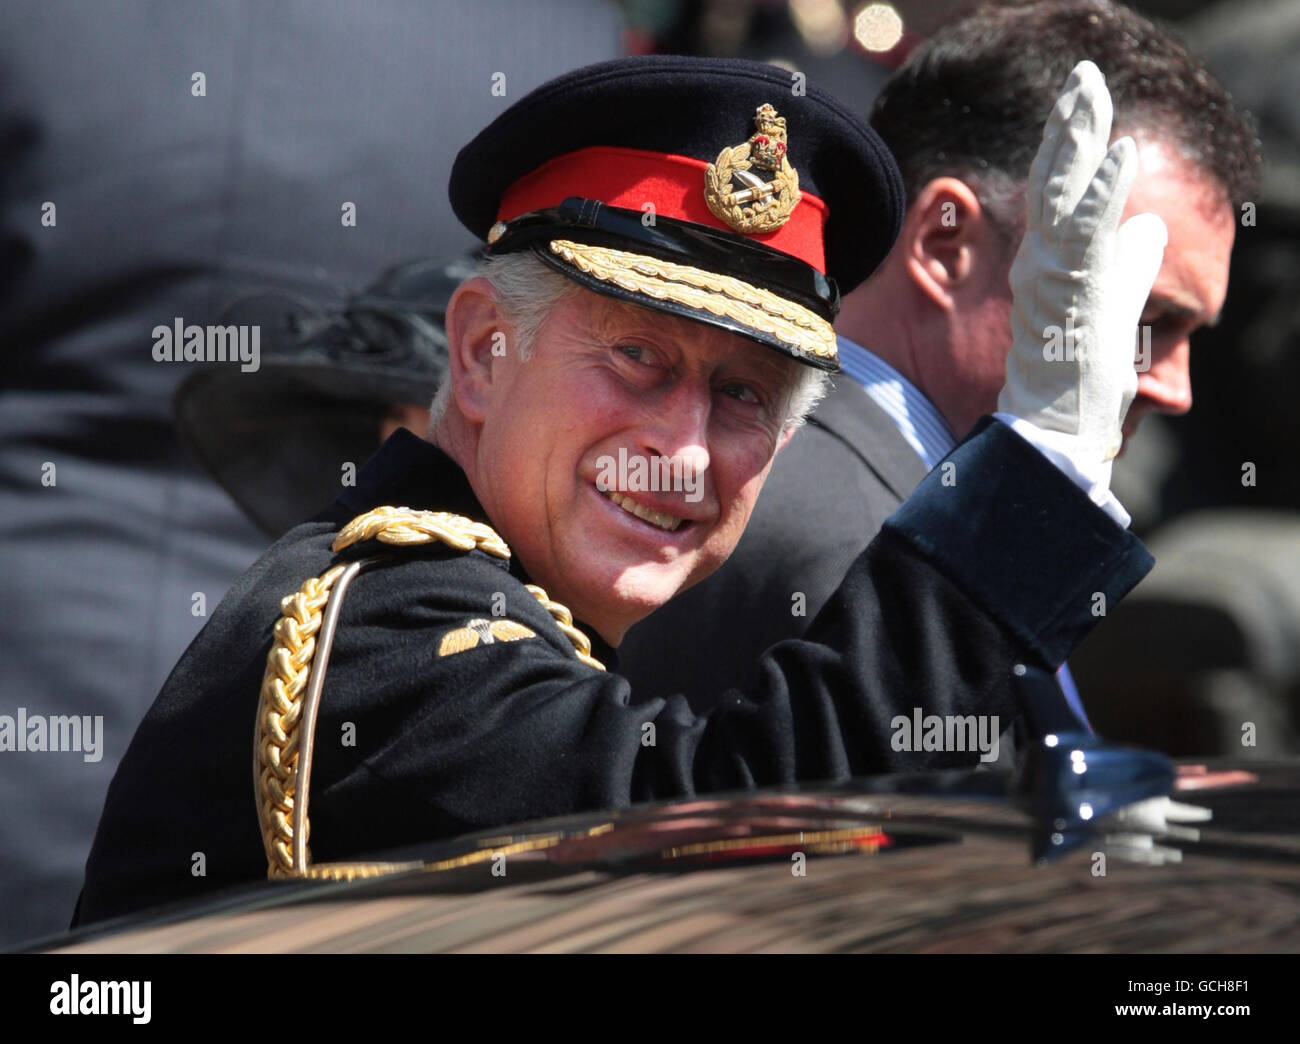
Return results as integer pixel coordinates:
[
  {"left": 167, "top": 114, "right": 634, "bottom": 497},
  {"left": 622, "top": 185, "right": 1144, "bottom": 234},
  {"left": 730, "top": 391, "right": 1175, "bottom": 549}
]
[
  {"left": 443, "top": 277, "right": 509, "bottom": 424},
  {"left": 903, "top": 177, "right": 991, "bottom": 310}
]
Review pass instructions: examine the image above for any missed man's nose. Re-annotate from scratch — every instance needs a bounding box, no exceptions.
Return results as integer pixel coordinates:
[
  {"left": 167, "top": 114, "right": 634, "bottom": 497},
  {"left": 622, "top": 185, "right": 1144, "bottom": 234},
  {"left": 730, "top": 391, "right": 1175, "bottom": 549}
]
[
  {"left": 639, "top": 379, "right": 711, "bottom": 477},
  {"left": 1136, "top": 337, "right": 1193, "bottom": 416}
]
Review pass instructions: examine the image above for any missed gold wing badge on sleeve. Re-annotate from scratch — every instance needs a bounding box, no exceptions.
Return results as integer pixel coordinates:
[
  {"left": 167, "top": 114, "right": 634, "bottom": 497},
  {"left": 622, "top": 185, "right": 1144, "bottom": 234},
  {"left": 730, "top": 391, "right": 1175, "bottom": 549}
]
[
  {"left": 254, "top": 506, "right": 604, "bottom": 883},
  {"left": 438, "top": 617, "right": 537, "bottom": 657}
]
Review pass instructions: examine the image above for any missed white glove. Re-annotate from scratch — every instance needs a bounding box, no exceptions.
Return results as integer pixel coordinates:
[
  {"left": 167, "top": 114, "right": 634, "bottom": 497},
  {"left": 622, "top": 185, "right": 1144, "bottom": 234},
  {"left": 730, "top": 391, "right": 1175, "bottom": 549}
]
[{"left": 998, "top": 60, "right": 1168, "bottom": 468}]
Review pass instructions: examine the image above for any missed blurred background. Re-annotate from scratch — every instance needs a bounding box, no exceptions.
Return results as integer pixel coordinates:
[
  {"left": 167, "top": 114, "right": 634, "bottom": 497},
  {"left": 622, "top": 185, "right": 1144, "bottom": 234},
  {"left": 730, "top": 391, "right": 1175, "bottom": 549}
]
[{"left": 2, "top": 0, "right": 1296, "bottom": 946}]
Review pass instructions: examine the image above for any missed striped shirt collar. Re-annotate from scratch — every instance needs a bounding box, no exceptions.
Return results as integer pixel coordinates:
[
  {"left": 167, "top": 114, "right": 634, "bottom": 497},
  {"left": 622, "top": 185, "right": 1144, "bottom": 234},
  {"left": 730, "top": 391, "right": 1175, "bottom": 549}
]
[{"left": 836, "top": 335, "right": 957, "bottom": 470}]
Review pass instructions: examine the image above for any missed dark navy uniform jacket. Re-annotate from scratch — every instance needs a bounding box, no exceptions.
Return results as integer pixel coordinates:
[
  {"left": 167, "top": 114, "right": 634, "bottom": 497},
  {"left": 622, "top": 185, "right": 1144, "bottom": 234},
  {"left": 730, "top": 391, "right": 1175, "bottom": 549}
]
[{"left": 77, "top": 420, "right": 1152, "bottom": 925}]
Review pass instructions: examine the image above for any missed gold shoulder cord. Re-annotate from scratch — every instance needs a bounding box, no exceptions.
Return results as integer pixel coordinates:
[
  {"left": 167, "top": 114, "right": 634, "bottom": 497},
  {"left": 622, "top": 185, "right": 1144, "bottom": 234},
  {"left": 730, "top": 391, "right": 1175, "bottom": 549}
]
[{"left": 253, "top": 506, "right": 605, "bottom": 881}]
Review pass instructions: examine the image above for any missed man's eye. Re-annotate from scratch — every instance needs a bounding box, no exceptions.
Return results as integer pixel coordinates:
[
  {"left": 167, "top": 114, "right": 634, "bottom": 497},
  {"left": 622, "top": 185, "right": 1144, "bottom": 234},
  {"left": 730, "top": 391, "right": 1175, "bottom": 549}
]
[
  {"left": 719, "top": 382, "right": 759, "bottom": 405},
  {"left": 616, "top": 344, "right": 648, "bottom": 363}
]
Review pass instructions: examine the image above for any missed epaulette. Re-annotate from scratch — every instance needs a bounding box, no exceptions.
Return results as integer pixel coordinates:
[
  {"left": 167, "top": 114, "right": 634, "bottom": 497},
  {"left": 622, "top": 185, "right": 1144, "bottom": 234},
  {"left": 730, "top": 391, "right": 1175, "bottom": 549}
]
[{"left": 253, "top": 506, "right": 604, "bottom": 881}]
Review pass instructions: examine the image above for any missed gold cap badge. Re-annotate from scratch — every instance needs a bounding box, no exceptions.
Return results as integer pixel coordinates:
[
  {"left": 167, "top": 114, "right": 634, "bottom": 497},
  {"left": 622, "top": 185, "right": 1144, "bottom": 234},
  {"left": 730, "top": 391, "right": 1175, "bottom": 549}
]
[{"left": 704, "top": 104, "right": 802, "bottom": 234}]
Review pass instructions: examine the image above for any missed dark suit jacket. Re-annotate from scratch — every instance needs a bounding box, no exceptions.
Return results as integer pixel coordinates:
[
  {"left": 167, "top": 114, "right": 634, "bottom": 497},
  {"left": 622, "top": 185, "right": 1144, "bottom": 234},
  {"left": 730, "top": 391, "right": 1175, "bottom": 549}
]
[
  {"left": 77, "top": 422, "right": 1150, "bottom": 925},
  {"left": 620, "top": 377, "right": 930, "bottom": 711}
]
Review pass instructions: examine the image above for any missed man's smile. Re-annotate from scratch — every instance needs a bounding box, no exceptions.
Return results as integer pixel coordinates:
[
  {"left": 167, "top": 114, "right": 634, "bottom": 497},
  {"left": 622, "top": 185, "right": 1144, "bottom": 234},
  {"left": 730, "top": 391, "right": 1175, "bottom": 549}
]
[
  {"left": 601, "top": 488, "right": 686, "bottom": 532},
  {"left": 587, "top": 481, "right": 702, "bottom": 548}
]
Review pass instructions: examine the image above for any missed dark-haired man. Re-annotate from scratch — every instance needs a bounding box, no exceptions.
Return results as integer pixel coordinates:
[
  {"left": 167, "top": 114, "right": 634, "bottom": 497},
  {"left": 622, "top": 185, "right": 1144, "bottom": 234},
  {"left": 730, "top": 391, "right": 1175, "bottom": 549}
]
[{"left": 621, "top": 0, "right": 1259, "bottom": 714}]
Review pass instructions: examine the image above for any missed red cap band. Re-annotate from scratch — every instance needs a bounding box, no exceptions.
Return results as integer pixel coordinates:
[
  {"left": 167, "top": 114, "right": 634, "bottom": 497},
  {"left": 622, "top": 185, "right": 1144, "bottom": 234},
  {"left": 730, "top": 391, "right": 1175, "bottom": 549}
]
[{"left": 495, "top": 145, "right": 828, "bottom": 273}]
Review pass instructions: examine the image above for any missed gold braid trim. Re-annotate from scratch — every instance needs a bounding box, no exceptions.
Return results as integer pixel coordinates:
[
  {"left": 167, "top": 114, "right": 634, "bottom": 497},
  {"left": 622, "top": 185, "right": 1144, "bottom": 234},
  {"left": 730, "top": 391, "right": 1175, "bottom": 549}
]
[
  {"left": 524, "top": 584, "right": 604, "bottom": 671},
  {"left": 255, "top": 563, "right": 346, "bottom": 879},
  {"left": 331, "top": 507, "right": 603, "bottom": 668},
  {"left": 255, "top": 506, "right": 604, "bottom": 880},
  {"left": 547, "top": 239, "right": 838, "bottom": 364},
  {"left": 333, "top": 505, "right": 511, "bottom": 557}
]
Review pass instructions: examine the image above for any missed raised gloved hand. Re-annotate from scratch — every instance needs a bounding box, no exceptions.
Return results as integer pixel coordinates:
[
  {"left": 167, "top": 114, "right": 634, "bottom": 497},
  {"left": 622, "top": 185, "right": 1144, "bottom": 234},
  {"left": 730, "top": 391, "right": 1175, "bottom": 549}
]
[{"left": 998, "top": 60, "right": 1167, "bottom": 466}]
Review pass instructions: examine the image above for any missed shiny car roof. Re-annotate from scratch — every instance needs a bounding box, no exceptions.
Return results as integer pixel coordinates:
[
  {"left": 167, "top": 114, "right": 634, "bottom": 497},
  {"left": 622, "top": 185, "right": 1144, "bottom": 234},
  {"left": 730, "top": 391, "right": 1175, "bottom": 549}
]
[{"left": 36, "top": 759, "right": 1300, "bottom": 953}]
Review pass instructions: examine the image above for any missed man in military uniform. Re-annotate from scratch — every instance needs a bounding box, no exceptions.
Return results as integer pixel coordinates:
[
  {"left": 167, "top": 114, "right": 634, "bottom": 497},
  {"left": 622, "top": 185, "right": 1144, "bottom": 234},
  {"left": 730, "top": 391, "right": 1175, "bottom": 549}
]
[{"left": 76, "top": 55, "right": 1163, "bottom": 925}]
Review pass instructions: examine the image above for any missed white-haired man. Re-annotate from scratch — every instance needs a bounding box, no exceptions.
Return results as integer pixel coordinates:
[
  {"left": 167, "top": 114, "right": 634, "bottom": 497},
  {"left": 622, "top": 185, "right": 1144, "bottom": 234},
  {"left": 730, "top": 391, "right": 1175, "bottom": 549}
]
[{"left": 77, "top": 56, "right": 1160, "bottom": 926}]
